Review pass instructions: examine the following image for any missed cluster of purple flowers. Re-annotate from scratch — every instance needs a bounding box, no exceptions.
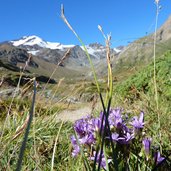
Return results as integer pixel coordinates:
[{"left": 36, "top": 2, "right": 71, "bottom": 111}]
[
  {"left": 70, "top": 115, "right": 101, "bottom": 157},
  {"left": 70, "top": 108, "right": 165, "bottom": 169}
]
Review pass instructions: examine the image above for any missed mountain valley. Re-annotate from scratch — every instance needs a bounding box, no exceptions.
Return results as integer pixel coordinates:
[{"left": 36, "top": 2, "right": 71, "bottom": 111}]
[{"left": 0, "top": 15, "right": 171, "bottom": 84}]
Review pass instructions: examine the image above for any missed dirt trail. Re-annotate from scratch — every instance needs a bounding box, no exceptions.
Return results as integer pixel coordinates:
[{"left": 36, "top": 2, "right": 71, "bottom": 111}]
[{"left": 55, "top": 105, "right": 92, "bottom": 122}]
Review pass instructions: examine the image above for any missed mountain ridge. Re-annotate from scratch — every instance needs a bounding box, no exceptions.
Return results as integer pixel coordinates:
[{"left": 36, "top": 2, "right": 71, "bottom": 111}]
[
  {"left": 9, "top": 35, "right": 122, "bottom": 57},
  {"left": 7, "top": 35, "right": 122, "bottom": 70}
]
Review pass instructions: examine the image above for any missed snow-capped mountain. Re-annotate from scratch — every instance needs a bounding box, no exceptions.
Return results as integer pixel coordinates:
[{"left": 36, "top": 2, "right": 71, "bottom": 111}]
[
  {"left": 11, "top": 35, "right": 51, "bottom": 47},
  {"left": 10, "top": 35, "right": 122, "bottom": 57},
  {"left": 2, "top": 35, "right": 124, "bottom": 72},
  {"left": 10, "top": 35, "right": 75, "bottom": 50},
  {"left": 81, "top": 43, "right": 122, "bottom": 59},
  {"left": 10, "top": 35, "right": 75, "bottom": 55},
  {"left": 81, "top": 43, "right": 106, "bottom": 59}
]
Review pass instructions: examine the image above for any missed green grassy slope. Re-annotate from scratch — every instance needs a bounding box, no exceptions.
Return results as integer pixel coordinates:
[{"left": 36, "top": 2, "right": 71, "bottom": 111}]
[{"left": 115, "top": 50, "right": 171, "bottom": 104}]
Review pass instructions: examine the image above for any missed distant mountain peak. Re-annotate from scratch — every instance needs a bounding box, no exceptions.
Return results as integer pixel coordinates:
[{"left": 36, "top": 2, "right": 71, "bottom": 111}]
[
  {"left": 89, "top": 43, "right": 105, "bottom": 49},
  {"left": 8, "top": 35, "right": 123, "bottom": 60},
  {"left": 11, "top": 35, "right": 46, "bottom": 47},
  {"left": 22, "top": 35, "right": 41, "bottom": 39},
  {"left": 10, "top": 35, "right": 75, "bottom": 53}
]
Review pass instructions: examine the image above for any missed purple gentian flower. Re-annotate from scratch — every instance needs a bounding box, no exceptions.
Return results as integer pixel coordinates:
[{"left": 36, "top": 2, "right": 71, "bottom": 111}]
[
  {"left": 73, "top": 116, "right": 96, "bottom": 145},
  {"left": 72, "top": 144, "right": 80, "bottom": 157},
  {"left": 90, "top": 151, "right": 112, "bottom": 169},
  {"left": 130, "top": 111, "right": 144, "bottom": 129},
  {"left": 108, "top": 108, "right": 123, "bottom": 128},
  {"left": 70, "top": 135, "right": 80, "bottom": 157},
  {"left": 70, "top": 135, "right": 77, "bottom": 145},
  {"left": 74, "top": 118, "right": 88, "bottom": 136},
  {"left": 117, "top": 132, "right": 134, "bottom": 144},
  {"left": 111, "top": 132, "right": 119, "bottom": 141},
  {"left": 79, "top": 133, "right": 95, "bottom": 145},
  {"left": 155, "top": 151, "right": 165, "bottom": 164},
  {"left": 142, "top": 138, "right": 152, "bottom": 159},
  {"left": 89, "top": 118, "right": 102, "bottom": 133},
  {"left": 124, "top": 132, "right": 134, "bottom": 142}
]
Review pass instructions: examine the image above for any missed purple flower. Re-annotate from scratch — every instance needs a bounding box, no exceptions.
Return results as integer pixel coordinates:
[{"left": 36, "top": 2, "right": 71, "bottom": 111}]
[
  {"left": 70, "top": 135, "right": 77, "bottom": 145},
  {"left": 109, "top": 131, "right": 134, "bottom": 144},
  {"left": 72, "top": 144, "right": 80, "bottom": 157},
  {"left": 73, "top": 116, "right": 97, "bottom": 146},
  {"left": 110, "top": 108, "right": 122, "bottom": 118},
  {"left": 108, "top": 108, "right": 123, "bottom": 128},
  {"left": 74, "top": 118, "right": 88, "bottom": 136},
  {"left": 124, "top": 132, "right": 134, "bottom": 142},
  {"left": 79, "top": 133, "right": 95, "bottom": 144},
  {"left": 89, "top": 118, "right": 102, "bottom": 133},
  {"left": 117, "top": 132, "right": 134, "bottom": 144},
  {"left": 155, "top": 151, "right": 165, "bottom": 164},
  {"left": 111, "top": 132, "right": 119, "bottom": 141},
  {"left": 90, "top": 151, "right": 112, "bottom": 169},
  {"left": 70, "top": 135, "right": 80, "bottom": 157},
  {"left": 142, "top": 138, "right": 152, "bottom": 158},
  {"left": 130, "top": 111, "right": 144, "bottom": 129},
  {"left": 70, "top": 108, "right": 148, "bottom": 163}
]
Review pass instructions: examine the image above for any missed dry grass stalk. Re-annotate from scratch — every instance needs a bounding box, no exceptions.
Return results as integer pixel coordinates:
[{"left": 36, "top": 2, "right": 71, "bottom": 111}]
[
  {"left": 98, "top": 25, "right": 112, "bottom": 92},
  {"left": 12, "top": 115, "right": 30, "bottom": 141},
  {"left": 0, "top": 76, "right": 4, "bottom": 87},
  {"left": 61, "top": 4, "right": 79, "bottom": 39},
  {"left": 39, "top": 48, "right": 71, "bottom": 98},
  {"left": 51, "top": 121, "right": 64, "bottom": 171},
  {"left": 91, "top": 94, "right": 98, "bottom": 115},
  {"left": 106, "top": 35, "right": 112, "bottom": 92},
  {"left": 153, "top": 0, "right": 160, "bottom": 111},
  {"left": 49, "top": 78, "right": 65, "bottom": 103},
  {"left": 20, "top": 78, "right": 35, "bottom": 97},
  {"left": 153, "top": 0, "right": 162, "bottom": 153},
  {"left": 0, "top": 54, "right": 34, "bottom": 143}
]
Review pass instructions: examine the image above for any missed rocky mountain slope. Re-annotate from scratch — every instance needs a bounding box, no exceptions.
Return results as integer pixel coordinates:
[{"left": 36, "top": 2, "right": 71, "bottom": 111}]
[
  {"left": 0, "top": 35, "right": 122, "bottom": 80},
  {"left": 0, "top": 44, "right": 38, "bottom": 71},
  {"left": 9, "top": 35, "right": 121, "bottom": 68}
]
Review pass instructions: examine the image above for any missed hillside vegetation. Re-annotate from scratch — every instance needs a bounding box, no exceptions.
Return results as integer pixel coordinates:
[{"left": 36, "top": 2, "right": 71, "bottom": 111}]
[
  {"left": 115, "top": 50, "right": 171, "bottom": 107},
  {"left": 0, "top": 48, "right": 170, "bottom": 170}
]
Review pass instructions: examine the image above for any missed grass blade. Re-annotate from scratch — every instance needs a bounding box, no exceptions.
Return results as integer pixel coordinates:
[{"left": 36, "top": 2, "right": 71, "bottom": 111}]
[
  {"left": 74, "top": 131, "right": 91, "bottom": 171},
  {"left": 16, "top": 79, "right": 37, "bottom": 171},
  {"left": 61, "top": 4, "right": 101, "bottom": 94},
  {"left": 51, "top": 121, "right": 64, "bottom": 171}
]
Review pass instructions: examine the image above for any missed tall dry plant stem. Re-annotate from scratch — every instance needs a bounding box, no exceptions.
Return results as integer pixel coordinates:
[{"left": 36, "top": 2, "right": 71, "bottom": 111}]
[
  {"left": 40, "top": 48, "right": 71, "bottom": 97},
  {"left": 154, "top": 0, "right": 162, "bottom": 152},
  {"left": 61, "top": 4, "right": 101, "bottom": 94},
  {"left": 106, "top": 35, "right": 113, "bottom": 98},
  {"left": 153, "top": 0, "right": 160, "bottom": 110},
  {"left": 98, "top": 25, "right": 113, "bottom": 103},
  {"left": 51, "top": 121, "right": 64, "bottom": 171}
]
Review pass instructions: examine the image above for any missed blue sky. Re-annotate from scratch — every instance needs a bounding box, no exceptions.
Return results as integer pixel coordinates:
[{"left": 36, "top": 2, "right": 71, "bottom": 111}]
[{"left": 0, "top": 0, "right": 171, "bottom": 47}]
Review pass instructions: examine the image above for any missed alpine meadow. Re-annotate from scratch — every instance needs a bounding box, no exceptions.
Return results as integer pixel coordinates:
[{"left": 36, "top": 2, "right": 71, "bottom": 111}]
[{"left": 0, "top": 0, "right": 170, "bottom": 170}]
